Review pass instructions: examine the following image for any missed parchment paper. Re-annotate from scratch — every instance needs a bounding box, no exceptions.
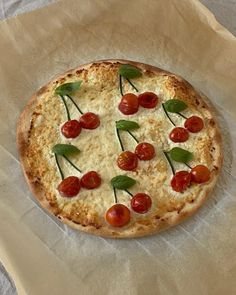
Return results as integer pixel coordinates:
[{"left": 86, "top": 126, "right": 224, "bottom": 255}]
[{"left": 0, "top": 0, "right": 236, "bottom": 294}]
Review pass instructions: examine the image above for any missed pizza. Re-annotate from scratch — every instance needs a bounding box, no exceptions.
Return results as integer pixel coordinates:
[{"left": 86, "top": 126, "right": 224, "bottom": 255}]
[{"left": 17, "top": 60, "right": 222, "bottom": 238}]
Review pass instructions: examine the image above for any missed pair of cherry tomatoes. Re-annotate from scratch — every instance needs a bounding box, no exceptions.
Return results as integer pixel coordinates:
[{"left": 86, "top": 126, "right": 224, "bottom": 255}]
[
  {"left": 117, "top": 143, "right": 155, "bottom": 171},
  {"left": 171, "top": 165, "right": 211, "bottom": 192},
  {"left": 61, "top": 112, "right": 100, "bottom": 138},
  {"left": 106, "top": 193, "right": 152, "bottom": 227},
  {"left": 118, "top": 92, "right": 158, "bottom": 115},
  {"left": 169, "top": 116, "right": 204, "bottom": 143},
  {"left": 57, "top": 171, "right": 101, "bottom": 197}
]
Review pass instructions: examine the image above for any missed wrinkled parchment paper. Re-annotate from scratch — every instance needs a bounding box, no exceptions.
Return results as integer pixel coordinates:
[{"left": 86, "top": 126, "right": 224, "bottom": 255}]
[{"left": 0, "top": 0, "right": 236, "bottom": 294}]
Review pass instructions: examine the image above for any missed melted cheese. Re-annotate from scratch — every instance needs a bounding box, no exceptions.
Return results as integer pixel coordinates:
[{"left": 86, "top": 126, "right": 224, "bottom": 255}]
[{"left": 28, "top": 64, "right": 215, "bottom": 223}]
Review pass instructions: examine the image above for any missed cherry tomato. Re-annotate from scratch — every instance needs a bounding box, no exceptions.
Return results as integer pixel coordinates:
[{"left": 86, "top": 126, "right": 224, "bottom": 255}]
[
  {"left": 61, "top": 120, "right": 82, "bottom": 138},
  {"left": 105, "top": 204, "right": 131, "bottom": 227},
  {"left": 138, "top": 92, "right": 158, "bottom": 108},
  {"left": 171, "top": 171, "right": 191, "bottom": 193},
  {"left": 79, "top": 112, "right": 100, "bottom": 129},
  {"left": 135, "top": 142, "right": 155, "bottom": 160},
  {"left": 184, "top": 116, "right": 204, "bottom": 133},
  {"left": 190, "top": 165, "right": 211, "bottom": 183},
  {"left": 117, "top": 151, "right": 138, "bottom": 171},
  {"left": 57, "top": 176, "right": 81, "bottom": 197},
  {"left": 118, "top": 93, "right": 139, "bottom": 115},
  {"left": 169, "top": 127, "right": 189, "bottom": 143},
  {"left": 131, "top": 193, "right": 152, "bottom": 214},
  {"left": 81, "top": 171, "right": 101, "bottom": 189}
]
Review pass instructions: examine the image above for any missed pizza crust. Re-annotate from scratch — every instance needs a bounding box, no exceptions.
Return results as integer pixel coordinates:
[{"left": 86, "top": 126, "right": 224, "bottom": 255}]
[{"left": 17, "top": 59, "right": 222, "bottom": 238}]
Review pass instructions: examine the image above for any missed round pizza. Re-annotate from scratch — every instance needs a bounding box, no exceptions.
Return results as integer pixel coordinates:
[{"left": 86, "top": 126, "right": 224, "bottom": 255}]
[{"left": 17, "top": 60, "right": 222, "bottom": 238}]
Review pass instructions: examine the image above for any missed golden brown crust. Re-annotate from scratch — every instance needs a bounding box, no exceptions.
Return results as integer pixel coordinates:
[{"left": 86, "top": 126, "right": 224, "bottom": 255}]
[
  {"left": 17, "top": 89, "right": 60, "bottom": 215},
  {"left": 17, "top": 59, "right": 222, "bottom": 238}
]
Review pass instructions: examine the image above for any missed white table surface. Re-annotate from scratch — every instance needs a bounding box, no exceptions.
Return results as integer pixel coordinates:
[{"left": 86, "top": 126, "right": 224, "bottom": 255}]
[{"left": 0, "top": 0, "right": 235, "bottom": 294}]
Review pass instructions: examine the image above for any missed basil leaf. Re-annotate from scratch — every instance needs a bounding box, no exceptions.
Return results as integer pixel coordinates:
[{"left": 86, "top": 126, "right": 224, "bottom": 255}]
[
  {"left": 55, "top": 81, "right": 82, "bottom": 96},
  {"left": 52, "top": 144, "right": 80, "bottom": 156},
  {"left": 116, "top": 120, "right": 140, "bottom": 131},
  {"left": 111, "top": 175, "right": 136, "bottom": 190},
  {"left": 164, "top": 99, "right": 187, "bottom": 113},
  {"left": 169, "top": 147, "right": 193, "bottom": 163},
  {"left": 119, "top": 64, "right": 142, "bottom": 79}
]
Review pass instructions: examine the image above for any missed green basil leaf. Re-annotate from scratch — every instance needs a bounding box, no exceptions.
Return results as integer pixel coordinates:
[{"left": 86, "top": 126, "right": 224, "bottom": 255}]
[
  {"left": 116, "top": 120, "right": 140, "bottom": 131},
  {"left": 164, "top": 99, "right": 187, "bottom": 113},
  {"left": 169, "top": 147, "right": 193, "bottom": 163},
  {"left": 55, "top": 81, "right": 82, "bottom": 96},
  {"left": 111, "top": 175, "right": 136, "bottom": 190},
  {"left": 119, "top": 64, "right": 142, "bottom": 79},
  {"left": 52, "top": 144, "right": 80, "bottom": 156}
]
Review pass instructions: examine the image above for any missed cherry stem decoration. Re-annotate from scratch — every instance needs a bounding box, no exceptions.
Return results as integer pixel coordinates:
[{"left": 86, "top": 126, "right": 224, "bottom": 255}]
[
  {"left": 163, "top": 151, "right": 175, "bottom": 175},
  {"left": 162, "top": 103, "right": 176, "bottom": 127},
  {"left": 66, "top": 94, "right": 84, "bottom": 115},
  {"left": 185, "top": 162, "right": 192, "bottom": 169},
  {"left": 127, "top": 130, "right": 139, "bottom": 143},
  {"left": 113, "top": 187, "right": 118, "bottom": 203},
  {"left": 119, "top": 75, "right": 139, "bottom": 96},
  {"left": 125, "top": 189, "right": 133, "bottom": 197},
  {"left": 177, "top": 112, "right": 187, "bottom": 119},
  {"left": 119, "top": 75, "right": 124, "bottom": 96},
  {"left": 126, "top": 78, "right": 139, "bottom": 92},
  {"left": 55, "top": 154, "right": 64, "bottom": 180},
  {"left": 63, "top": 155, "right": 82, "bottom": 173},
  {"left": 116, "top": 128, "right": 125, "bottom": 151},
  {"left": 60, "top": 95, "right": 71, "bottom": 121}
]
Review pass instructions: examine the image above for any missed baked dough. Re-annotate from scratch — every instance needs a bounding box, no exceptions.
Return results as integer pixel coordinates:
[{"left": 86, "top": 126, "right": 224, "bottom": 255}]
[{"left": 17, "top": 60, "right": 222, "bottom": 238}]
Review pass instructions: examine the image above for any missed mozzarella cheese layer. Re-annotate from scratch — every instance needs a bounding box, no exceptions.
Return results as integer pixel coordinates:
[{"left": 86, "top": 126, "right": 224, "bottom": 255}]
[{"left": 26, "top": 63, "right": 218, "bottom": 227}]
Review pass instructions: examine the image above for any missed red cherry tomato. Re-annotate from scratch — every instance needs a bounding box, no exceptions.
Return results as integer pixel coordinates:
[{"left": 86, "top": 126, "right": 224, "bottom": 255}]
[
  {"left": 61, "top": 120, "right": 82, "bottom": 138},
  {"left": 171, "top": 171, "right": 191, "bottom": 193},
  {"left": 57, "top": 176, "right": 81, "bottom": 197},
  {"left": 106, "top": 204, "right": 131, "bottom": 227},
  {"left": 169, "top": 127, "right": 189, "bottom": 143},
  {"left": 131, "top": 193, "right": 152, "bottom": 214},
  {"left": 81, "top": 171, "right": 101, "bottom": 189},
  {"left": 190, "top": 165, "right": 211, "bottom": 183},
  {"left": 184, "top": 116, "right": 204, "bottom": 133},
  {"left": 135, "top": 142, "right": 155, "bottom": 160},
  {"left": 79, "top": 112, "right": 100, "bottom": 129},
  {"left": 117, "top": 151, "right": 138, "bottom": 171},
  {"left": 138, "top": 92, "right": 158, "bottom": 108},
  {"left": 118, "top": 93, "right": 139, "bottom": 115}
]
